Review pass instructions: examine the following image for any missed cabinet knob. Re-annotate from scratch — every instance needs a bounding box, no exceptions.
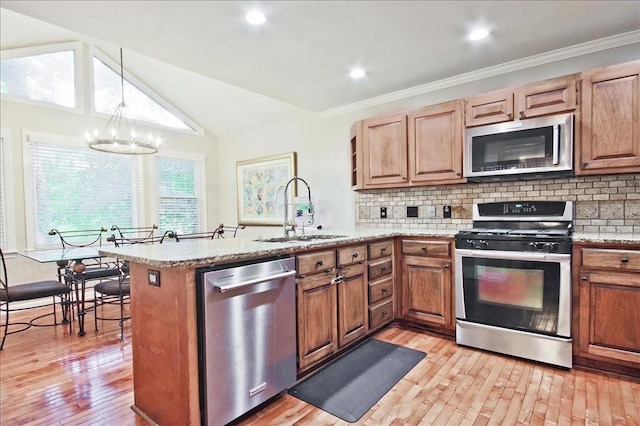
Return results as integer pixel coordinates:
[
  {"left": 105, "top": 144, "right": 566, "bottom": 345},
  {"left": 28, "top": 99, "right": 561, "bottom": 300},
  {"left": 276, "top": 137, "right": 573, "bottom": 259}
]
[
  {"left": 381, "top": 288, "right": 388, "bottom": 293},
  {"left": 580, "top": 276, "right": 588, "bottom": 281},
  {"left": 381, "top": 266, "right": 388, "bottom": 272},
  {"left": 444, "top": 263, "right": 451, "bottom": 269},
  {"left": 352, "top": 252, "right": 358, "bottom": 258},
  {"left": 382, "top": 311, "right": 388, "bottom": 317},
  {"left": 381, "top": 247, "right": 387, "bottom": 252},
  {"left": 621, "top": 257, "right": 629, "bottom": 264},
  {"left": 507, "top": 112, "right": 513, "bottom": 120},
  {"left": 421, "top": 246, "right": 427, "bottom": 252},
  {"left": 316, "top": 260, "right": 323, "bottom": 267},
  {"left": 519, "top": 111, "right": 525, "bottom": 119}
]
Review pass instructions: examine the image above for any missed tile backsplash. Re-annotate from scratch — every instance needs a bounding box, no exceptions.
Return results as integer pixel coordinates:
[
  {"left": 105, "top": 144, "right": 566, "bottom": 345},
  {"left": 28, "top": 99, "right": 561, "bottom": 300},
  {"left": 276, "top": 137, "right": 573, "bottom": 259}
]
[{"left": 355, "top": 174, "right": 640, "bottom": 233}]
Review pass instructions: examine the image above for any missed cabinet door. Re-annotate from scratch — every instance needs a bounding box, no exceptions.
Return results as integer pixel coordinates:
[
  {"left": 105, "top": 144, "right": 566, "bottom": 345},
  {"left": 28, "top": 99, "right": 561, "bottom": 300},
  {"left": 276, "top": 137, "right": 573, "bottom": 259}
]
[
  {"left": 337, "top": 264, "right": 367, "bottom": 348},
  {"left": 408, "top": 100, "right": 465, "bottom": 185},
  {"left": 578, "top": 61, "right": 640, "bottom": 175},
  {"left": 401, "top": 255, "right": 452, "bottom": 329},
  {"left": 362, "top": 113, "right": 408, "bottom": 188},
  {"left": 297, "top": 272, "right": 337, "bottom": 370},
  {"left": 515, "top": 74, "right": 578, "bottom": 119},
  {"left": 578, "top": 272, "right": 640, "bottom": 366},
  {"left": 465, "top": 88, "right": 514, "bottom": 127}
]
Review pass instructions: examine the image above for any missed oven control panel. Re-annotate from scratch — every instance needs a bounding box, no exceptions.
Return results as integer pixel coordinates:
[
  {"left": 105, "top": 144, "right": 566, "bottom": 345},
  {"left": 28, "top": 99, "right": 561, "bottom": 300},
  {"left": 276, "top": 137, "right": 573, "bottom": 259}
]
[{"left": 477, "top": 201, "right": 568, "bottom": 217}]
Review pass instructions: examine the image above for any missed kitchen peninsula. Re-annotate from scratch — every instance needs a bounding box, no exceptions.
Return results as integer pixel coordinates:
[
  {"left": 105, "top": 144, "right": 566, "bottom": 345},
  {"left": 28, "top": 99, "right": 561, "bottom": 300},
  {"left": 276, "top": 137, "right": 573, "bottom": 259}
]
[
  {"left": 99, "top": 229, "right": 640, "bottom": 425},
  {"left": 98, "top": 229, "right": 449, "bottom": 425}
]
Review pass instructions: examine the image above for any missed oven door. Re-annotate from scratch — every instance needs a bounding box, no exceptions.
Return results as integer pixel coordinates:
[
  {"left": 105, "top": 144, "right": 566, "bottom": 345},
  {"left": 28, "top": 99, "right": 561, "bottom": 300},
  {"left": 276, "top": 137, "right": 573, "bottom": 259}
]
[{"left": 455, "top": 248, "right": 571, "bottom": 337}]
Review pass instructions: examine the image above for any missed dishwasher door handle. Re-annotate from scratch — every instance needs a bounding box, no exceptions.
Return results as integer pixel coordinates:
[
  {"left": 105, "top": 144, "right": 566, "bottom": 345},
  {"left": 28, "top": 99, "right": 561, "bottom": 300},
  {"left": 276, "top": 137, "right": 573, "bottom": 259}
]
[{"left": 212, "top": 270, "right": 296, "bottom": 293}]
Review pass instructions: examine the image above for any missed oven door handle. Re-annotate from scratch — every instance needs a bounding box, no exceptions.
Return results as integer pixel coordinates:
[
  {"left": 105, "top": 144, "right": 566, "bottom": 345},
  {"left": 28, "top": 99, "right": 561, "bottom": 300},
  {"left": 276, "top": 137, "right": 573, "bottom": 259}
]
[{"left": 455, "top": 248, "right": 570, "bottom": 262}]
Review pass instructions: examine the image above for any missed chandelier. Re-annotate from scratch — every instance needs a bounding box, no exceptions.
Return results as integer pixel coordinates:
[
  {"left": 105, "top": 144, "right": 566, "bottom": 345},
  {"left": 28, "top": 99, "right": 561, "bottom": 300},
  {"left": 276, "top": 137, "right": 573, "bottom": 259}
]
[{"left": 85, "top": 48, "right": 161, "bottom": 154}]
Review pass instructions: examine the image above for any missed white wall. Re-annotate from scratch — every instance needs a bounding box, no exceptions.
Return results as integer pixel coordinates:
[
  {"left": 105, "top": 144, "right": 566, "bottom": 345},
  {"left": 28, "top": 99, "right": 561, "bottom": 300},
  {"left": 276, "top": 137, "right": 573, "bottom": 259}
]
[{"left": 218, "top": 44, "right": 640, "bottom": 238}]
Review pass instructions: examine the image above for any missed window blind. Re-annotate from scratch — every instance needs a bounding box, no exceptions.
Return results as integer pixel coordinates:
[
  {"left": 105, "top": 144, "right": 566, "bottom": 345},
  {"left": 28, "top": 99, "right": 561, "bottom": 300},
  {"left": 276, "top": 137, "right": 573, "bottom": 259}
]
[
  {"left": 27, "top": 140, "right": 141, "bottom": 248},
  {"left": 155, "top": 156, "right": 206, "bottom": 235},
  {"left": 0, "top": 137, "right": 6, "bottom": 250}
]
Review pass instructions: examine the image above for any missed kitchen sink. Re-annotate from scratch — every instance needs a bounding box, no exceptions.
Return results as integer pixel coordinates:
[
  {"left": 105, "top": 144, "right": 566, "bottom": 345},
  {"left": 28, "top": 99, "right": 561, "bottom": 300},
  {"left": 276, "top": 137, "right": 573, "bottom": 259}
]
[{"left": 254, "top": 234, "right": 346, "bottom": 243}]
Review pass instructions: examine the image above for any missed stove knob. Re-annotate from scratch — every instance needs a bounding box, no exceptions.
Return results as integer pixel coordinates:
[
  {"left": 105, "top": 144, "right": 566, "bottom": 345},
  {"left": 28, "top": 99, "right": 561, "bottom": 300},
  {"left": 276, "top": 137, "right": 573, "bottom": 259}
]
[
  {"left": 528, "top": 242, "right": 541, "bottom": 251},
  {"left": 480, "top": 240, "right": 489, "bottom": 248},
  {"left": 466, "top": 239, "right": 476, "bottom": 249},
  {"left": 543, "top": 243, "right": 557, "bottom": 253}
]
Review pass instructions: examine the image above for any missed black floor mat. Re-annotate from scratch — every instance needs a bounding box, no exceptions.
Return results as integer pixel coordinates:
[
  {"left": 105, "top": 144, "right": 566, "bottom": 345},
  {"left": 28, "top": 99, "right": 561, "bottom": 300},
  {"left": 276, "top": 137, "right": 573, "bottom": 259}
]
[{"left": 288, "top": 338, "right": 426, "bottom": 423}]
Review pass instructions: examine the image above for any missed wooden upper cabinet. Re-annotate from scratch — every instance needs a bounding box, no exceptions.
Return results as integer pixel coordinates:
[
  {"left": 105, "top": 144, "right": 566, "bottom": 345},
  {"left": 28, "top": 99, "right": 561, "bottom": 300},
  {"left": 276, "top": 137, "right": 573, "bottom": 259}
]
[
  {"left": 465, "top": 88, "right": 514, "bottom": 127},
  {"left": 408, "top": 100, "right": 465, "bottom": 185},
  {"left": 465, "top": 74, "right": 578, "bottom": 127},
  {"left": 515, "top": 74, "right": 578, "bottom": 120},
  {"left": 577, "top": 61, "right": 640, "bottom": 175},
  {"left": 362, "top": 113, "right": 408, "bottom": 188}
]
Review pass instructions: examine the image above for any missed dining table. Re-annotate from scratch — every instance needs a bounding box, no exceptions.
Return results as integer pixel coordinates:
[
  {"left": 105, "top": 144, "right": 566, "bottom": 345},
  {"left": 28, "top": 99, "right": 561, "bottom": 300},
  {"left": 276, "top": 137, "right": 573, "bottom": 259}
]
[{"left": 19, "top": 246, "right": 119, "bottom": 336}]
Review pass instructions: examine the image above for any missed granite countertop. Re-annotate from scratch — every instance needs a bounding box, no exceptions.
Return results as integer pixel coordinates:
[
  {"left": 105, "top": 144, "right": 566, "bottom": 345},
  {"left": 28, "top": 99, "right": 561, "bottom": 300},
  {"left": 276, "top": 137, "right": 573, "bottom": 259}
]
[
  {"left": 572, "top": 232, "right": 640, "bottom": 245},
  {"left": 98, "top": 228, "right": 457, "bottom": 268},
  {"left": 98, "top": 228, "right": 640, "bottom": 268}
]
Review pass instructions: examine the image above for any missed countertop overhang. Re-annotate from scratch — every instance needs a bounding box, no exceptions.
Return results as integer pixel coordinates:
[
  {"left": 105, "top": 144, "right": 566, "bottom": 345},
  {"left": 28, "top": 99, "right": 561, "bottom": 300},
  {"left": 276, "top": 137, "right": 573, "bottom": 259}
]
[{"left": 98, "top": 228, "right": 640, "bottom": 268}]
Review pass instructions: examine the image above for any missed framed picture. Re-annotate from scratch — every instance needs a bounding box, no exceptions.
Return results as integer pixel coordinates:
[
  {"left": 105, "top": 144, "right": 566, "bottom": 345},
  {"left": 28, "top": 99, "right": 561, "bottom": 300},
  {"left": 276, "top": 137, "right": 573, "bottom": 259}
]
[{"left": 236, "top": 152, "right": 297, "bottom": 226}]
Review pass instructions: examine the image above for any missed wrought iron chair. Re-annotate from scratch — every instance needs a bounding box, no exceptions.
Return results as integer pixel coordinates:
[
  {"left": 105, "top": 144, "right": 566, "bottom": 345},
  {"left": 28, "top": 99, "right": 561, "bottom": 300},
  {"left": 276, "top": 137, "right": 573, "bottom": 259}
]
[
  {"left": 93, "top": 225, "right": 163, "bottom": 340},
  {"left": 0, "top": 248, "right": 71, "bottom": 350},
  {"left": 49, "top": 227, "right": 120, "bottom": 336},
  {"left": 167, "top": 223, "right": 245, "bottom": 241}
]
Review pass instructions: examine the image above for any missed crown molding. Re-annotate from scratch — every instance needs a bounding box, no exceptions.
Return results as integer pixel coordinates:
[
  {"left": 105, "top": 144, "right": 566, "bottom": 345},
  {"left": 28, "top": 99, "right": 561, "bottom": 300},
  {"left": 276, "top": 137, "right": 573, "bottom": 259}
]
[{"left": 320, "top": 30, "right": 640, "bottom": 119}]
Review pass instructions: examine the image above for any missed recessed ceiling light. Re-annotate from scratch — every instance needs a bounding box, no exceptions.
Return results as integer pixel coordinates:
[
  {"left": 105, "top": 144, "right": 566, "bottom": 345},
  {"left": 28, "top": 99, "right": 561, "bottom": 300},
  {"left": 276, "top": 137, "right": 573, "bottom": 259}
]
[
  {"left": 350, "top": 68, "right": 366, "bottom": 79},
  {"left": 246, "top": 10, "right": 266, "bottom": 25},
  {"left": 468, "top": 28, "right": 490, "bottom": 41}
]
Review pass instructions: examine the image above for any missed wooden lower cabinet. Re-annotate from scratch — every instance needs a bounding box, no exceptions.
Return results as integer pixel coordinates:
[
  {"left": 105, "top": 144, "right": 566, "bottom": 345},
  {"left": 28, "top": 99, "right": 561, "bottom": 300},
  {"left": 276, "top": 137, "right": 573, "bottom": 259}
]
[
  {"left": 399, "top": 239, "right": 454, "bottom": 333},
  {"left": 574, "top": 244, "right": 640, "bottom": 375},
  {"left": 296, "top": 270, "right": 338, "bottom": 371},
  {"left": 337, "top": 263, "right": 367, "bottom": 348}
]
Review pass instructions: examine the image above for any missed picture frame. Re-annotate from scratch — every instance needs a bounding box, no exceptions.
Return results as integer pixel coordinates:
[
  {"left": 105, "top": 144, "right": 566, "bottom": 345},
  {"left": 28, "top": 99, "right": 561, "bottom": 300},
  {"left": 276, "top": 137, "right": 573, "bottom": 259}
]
[{"left": 236, "top": 152, "right": 297, "bottom": 226}]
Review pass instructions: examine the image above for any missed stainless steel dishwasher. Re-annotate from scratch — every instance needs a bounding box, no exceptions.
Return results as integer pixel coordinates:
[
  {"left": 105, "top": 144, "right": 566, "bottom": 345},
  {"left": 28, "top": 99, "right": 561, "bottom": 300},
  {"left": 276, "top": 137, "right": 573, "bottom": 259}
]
[{"left": 196, "top": 257, "right": 297, "bottom": 426}]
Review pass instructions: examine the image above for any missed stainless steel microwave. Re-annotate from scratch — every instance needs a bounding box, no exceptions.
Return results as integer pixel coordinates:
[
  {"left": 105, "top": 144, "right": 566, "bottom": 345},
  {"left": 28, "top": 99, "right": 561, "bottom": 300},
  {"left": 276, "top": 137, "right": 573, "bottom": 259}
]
[{"left": 464, "top": 113, "right": 574, "bottom": 181}]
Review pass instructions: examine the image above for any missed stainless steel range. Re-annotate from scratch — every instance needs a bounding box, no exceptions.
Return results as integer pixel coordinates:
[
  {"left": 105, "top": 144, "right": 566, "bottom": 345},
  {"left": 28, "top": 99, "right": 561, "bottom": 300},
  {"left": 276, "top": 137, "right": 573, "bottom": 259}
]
[{"left": 455, "top": 201, "right": 573, "bottom": 368}]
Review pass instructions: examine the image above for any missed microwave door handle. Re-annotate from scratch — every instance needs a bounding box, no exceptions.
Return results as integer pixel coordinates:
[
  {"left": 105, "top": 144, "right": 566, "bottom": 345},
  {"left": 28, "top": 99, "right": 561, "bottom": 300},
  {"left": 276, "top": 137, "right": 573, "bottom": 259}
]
[{"left": 552, "top": 124, "right": 560, "bottom": 165}]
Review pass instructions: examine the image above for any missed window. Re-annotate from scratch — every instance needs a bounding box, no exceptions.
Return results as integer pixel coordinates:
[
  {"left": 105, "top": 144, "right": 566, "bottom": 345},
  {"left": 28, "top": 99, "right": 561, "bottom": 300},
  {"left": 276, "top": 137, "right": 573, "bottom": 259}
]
[
  {"left": 154, "top": 155, "right": 206, "bottom": 235},
  {"left": 92, "top": 49, "right": 201, "bottom": 133},
  {"left": 0, "top": 42, "right": 81, "bottom": 110},
  {"left": 24, "top": 132, "right": 142, "bottom": 249}
]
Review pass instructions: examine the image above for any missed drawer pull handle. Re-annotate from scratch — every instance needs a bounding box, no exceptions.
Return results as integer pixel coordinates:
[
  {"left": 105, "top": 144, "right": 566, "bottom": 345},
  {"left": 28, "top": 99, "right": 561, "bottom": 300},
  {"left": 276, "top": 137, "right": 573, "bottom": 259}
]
[
  {"left": 381, "top": 288, "right": 388, "bottom": 293},
  {"left": 352, "top": 252, "right": 358, "bottom": 258},
  {"left": 621, "top": 257, "right": 629, "bottom": 264},
  {"left": 580, "top": 276, "right": 588, "bottom": 281},
  {"left": 444, "top": 263, "right": 451, "bottom": 269},
  {"left": 421, "top": 246, "right": 427, "bottom": 251},
  {"left": 316, "top": 260, "right": 323, "bottom": 267},
  {"left": 381, "top": 247, "right": 387, "bottom": 252},
  {"left": 382, "top": 311, "right": 388, "bottom": 316}
]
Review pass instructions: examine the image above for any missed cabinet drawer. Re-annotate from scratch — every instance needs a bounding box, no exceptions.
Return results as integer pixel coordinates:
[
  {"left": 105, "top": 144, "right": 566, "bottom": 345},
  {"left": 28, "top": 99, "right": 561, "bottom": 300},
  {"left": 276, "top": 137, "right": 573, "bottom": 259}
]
[
  {"left": 337, "top": 245, "right": 367, "bottom": 267},
  {"left": 369, "top": 299, "right": 393, "bottom": 330},
  {"left": 297, "top": 250, "right": 336, "bottom": 276},
  {"left": 368, "top": 240, "right": 393, "bottom": 260},
  {"left": 368, "top": 258, "right": 392, "bottom": 281},
  {"left": 402, "top": 240, "right": 450, "bottom": 257},
  {"left": 369, "top": 277, "right": 393, "bottom": 305},
  {"left": 582, "top": 248, "right": 640, "bottom": 271}
]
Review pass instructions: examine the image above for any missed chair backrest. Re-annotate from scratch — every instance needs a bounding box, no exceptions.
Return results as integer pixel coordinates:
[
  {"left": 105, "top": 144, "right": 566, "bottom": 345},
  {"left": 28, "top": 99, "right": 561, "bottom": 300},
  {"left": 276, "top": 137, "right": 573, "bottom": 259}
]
[
  {"left": 169, "top": 223, "right": 245, "bottom": 242},
  {"left": 107, "top": 225, "right": 161, "bottom": 246},
  {"left": 0, "top": 248, "right": 7, "bottom": 293},
  {"left": 48, "top": 228, "right": 108, "bottom": 248}
]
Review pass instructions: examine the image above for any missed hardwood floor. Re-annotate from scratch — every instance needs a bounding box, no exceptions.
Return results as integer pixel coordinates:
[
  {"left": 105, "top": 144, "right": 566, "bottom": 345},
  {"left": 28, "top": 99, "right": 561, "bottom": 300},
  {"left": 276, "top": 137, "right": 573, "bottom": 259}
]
[{"left": 1, "top": 307, "right": 639, "bottom": 425}]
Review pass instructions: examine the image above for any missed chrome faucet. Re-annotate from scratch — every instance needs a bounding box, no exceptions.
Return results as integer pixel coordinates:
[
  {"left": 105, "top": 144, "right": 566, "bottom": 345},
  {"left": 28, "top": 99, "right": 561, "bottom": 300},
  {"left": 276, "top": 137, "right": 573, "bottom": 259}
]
[{"left": 283, "top": 176, "right": 313, "bottom": 237}]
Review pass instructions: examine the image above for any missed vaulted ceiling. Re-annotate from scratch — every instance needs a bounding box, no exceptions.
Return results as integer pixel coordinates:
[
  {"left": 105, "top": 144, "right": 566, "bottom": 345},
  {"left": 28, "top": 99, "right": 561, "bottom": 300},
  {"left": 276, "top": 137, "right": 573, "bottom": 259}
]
[{"left": 1, "top": 1, "right": 639, "bottom": 138}]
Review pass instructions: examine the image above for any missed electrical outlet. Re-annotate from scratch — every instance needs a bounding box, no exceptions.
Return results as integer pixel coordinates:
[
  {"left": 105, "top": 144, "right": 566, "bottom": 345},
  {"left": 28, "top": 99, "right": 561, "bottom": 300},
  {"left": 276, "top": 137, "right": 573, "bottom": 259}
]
[
  {"left": 148, "top": 269, "right": 161, "bottom": 287},
  {"left": 407, "top": 206, "right": 418, "bottom": 218},
  {"left": 443, "top": 205, "right": 452, "bottom": 218},
  {"left": 380, "top": 207, "right": 388, "bottom": 219}
]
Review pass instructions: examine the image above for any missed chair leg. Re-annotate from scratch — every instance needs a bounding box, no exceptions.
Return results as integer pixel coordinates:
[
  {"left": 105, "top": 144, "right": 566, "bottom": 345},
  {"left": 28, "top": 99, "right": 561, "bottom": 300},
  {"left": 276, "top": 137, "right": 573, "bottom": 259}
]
[
  {"left": 119, "top": 293, "right": 124, "bottom": 342},
  {"left": 0, "top": 301, "right": 8, "bottom": 351}
]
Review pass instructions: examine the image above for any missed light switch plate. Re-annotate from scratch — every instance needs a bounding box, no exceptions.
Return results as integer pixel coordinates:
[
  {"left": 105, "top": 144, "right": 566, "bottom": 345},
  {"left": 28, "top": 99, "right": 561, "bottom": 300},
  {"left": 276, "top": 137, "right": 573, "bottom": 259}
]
[{"left": 148, "top": 269, "right": 161, "bottom": 287}]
